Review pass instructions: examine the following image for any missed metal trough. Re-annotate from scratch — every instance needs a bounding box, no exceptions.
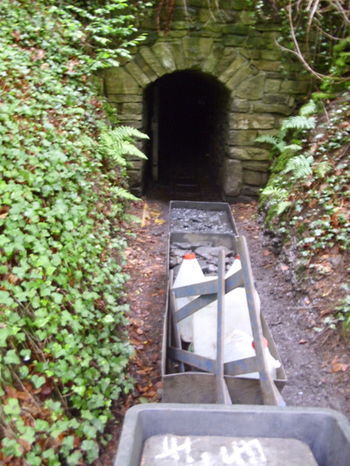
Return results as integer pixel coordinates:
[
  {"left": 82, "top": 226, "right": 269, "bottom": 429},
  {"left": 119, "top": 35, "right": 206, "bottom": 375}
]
[
  {"left": 163, "top": 201, "right": 286, "bottom": 406},
  {"left": 113, "top": 404, "right": 350, "bottom": 466}
]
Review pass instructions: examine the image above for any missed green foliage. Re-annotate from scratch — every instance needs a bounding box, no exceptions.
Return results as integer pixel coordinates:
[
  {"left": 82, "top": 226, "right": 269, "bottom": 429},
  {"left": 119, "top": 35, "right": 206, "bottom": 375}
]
[
  {"left": 284, "top": 154, "right": 313, "bottom": 179},
  {"left": 0, "top": 0, "right": 148, "bottom": 463},
  {"left": 254, "top": 1, "right": 350, "bottom": 86},
  {"left": 98, "top": 126, "right": 149, "bottom": 169},
  {"left": 260, "top": 93, "right": 350, "bottom": 302}
]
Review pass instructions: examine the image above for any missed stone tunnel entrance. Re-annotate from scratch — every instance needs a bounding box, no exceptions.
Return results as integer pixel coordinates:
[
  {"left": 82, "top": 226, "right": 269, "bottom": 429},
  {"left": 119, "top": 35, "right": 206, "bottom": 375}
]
[{"left": 144, "top": 70, "right": 230, "bottom": 198}]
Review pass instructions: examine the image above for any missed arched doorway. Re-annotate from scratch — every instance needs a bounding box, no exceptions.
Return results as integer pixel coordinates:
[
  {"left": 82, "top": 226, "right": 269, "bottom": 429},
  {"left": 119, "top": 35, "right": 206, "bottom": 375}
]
[{"left": 144, "top": 70, "right": 230, "bottom": 198}]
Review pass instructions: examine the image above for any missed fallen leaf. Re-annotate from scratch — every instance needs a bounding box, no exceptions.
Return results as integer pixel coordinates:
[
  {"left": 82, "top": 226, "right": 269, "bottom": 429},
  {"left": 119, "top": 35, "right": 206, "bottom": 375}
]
[
  {"left": 299, "top": 339, "right": 307, "bottom": 344},
  {"left": 333, "top": 363, "right": 347, "bottom": 373},
  {"left": 263, "top": 250, "right": 271, "bottom": 256},
  {"left": 154, "top": 218, "right": 165, "bottom": 225},
  {"left": 280, "top": 263, "right": 289, "bottom": 271}
]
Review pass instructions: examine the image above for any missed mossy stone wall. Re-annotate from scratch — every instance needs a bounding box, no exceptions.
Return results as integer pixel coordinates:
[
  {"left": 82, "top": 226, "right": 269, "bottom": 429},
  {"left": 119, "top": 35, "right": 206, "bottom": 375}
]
[{"left": 99, "top": 0, "right": 310, "bottom": 200}]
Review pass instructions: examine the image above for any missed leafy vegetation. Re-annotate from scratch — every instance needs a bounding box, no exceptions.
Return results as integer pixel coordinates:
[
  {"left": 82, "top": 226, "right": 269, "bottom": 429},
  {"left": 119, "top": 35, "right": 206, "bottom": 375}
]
[
  {"left": 258, "top": 94, "right": 350, "bottom": 330},
  {"left": 0, "top": 0, "right": 149, "bottom": 463}
]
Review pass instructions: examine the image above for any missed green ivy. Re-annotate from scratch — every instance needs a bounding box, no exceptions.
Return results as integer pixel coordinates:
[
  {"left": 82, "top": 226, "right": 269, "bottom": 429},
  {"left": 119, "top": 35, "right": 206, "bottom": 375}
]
[{"left": 0, "top": 0, "right": 149, "bottom": 463}]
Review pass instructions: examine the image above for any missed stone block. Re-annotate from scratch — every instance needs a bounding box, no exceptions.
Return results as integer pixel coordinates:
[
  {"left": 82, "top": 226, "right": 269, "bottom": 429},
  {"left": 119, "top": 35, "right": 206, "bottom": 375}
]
[
  {"left": 239, "top": 48, "right": 261, "bottom": 60},
  {"left": 226, "top": 63, "right": 252, "bottom": 91},
  {"left": 231, "top": 0, "right": 250, "bottom": 9},
  {"left": 218, "top": 54, "right": 246, "bottom": 83},
  {"left": 171, "top": 21, "right": 193, "bottom": 30},
  {"left": 257, "top": 128, "right": 279, "bottom": 137},
  {"left": 228, "top": 147, "right": 249, "bottom": 160},
  {"left": 203, "top": 23, "right": 228, "bottom": 34},
  {"left": 152, "top": 42, "right": 176, "bottom": 72},
  {"left": 242, "top": 161, "right": 270, "bottom": 172},
  {"left": 182, "top": 37, "right": 214, "bottom": 69},
  {"left": 134, "top": 54, "right": 158, "bottom": 82},
  {"left": 241, "top": 184, "right": 262, "bottom": 196},
  {"left": 108, "top": 94, "right": 143, "bottom": 103},
  {"left": 243, "top": 169, "right": 266, "bottom": 185},
  {"left": 253, "top": 101, "right": 295, "bottom": 116},
  {"left": 261, "top": 49, "right": 282, "bottom": 61},
  {"left": 202, "top": 42, "right": 224, "bottom": 74},
  {"left": 222, "top": 159, "right": 243, "bottom": 197},
  {"left": 226, "top": 23, "right": 251, "bottom": 35},
  {"left": 251, "top": 59, "right": 281, "bottom": 71},
  {"left": 246, "top": 147, "right": 271, "bottom": 160},
  {"left": 231, "top": 98, "right": 250, "bottom": 113},
  {"left": 117, "top": 113, "right": 142, "bottom": 121},
  {"left": 281, "top": 79, "right": 311, "bottom": 94},
  {"left": 214, "top": 48, "right": 238, "bottom": 77},
  {"left": 265, "top": 79, "right": 281, "bottom": 93},
  {"left": 166, "top": 29, "right": 188, "bottom": 38},
  {"left": 235, "top": 74, "right": 265, "bottom": 100},
  {"left": 229, "top": 130, "right": 257, "bottom": 145},
  {"left": 139, "top": 47, "right": 167, "bottom": 77},
  {"left": 199, "top": 8, "right": 211, "bottom": 23},
  {"left": 125, "top": 62, "right": 151, "bottom": 88},
  {"left": 254, "top": 21, "right": 281, "bottom": 32},
  {"left": 224, "top": 35, "right": 247, "bottom": 47},
  {"left": 264, "top": 94, "right": 294, "bottom": 106},
  {"left": 169, "top": 41, "right": 187, "bottom": 70},
  {"left": 230, "top": 113, "right": 275, "bottom": 130},
  {"left": 104, "top": 67, "right": 141, "bottom": 95},
  {"left": 121, "top": 103, "right": 143, "bottom": 115},
  {"left": 240, "top": 10, "right": 255, "bottom": 25}
]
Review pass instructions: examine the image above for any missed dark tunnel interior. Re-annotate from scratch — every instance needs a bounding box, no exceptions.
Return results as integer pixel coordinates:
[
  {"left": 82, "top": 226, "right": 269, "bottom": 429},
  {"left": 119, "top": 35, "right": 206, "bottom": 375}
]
[{"left": 144, "top": 70, "right": 230, "bottom": 197}]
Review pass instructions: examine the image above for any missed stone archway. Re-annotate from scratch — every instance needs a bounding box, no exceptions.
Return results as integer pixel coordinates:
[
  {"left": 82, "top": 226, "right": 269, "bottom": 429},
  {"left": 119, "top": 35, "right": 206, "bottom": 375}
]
[
  {"left": 100, "top": 18, "right": 310, "bottom": 200},
  {"left": 144, "top": 70, "right": 230, "bottom": 191}
]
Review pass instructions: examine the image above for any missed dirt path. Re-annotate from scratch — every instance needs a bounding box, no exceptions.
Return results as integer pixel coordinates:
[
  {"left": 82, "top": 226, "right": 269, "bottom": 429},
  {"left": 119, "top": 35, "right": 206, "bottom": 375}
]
[{"left": 96, "top": 196, "right": 350, "bottom": 465}]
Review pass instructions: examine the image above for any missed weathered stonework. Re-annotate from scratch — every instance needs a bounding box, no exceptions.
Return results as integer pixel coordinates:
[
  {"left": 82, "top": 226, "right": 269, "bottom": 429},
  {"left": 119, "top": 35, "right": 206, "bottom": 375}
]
[{"left": 99, "top": 0, "right": 310, "bottom": 199}]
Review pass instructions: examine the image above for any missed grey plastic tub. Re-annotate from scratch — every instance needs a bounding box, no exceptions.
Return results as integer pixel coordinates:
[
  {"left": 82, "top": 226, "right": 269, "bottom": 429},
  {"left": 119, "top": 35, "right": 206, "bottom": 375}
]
[{"left": 113, "top": 404, "right": 350, "bottom": 466}]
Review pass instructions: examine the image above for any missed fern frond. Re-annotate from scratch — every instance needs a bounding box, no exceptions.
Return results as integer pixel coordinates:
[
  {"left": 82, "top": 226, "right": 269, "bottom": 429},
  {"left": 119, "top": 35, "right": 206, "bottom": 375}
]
[
  {"left": 313, "top": 161, "right": 332, "bottom": 178},
  {"left": 255, "top": 134, "right": 286, "bottom": 154},
  {"left": 112, "top": 186, "right": 140, "bottom": 201},
  {"left": 284, "top": 143, "right": 302, "bottom": 152},
  {"left": 255, "top": 135, "right": 278, "bottom": 145},
  {"left": 275, "top": 201, "right": 293, "bottom": 216},
  {"left": 281, "top": 116, "right": 316, "bottom": 132},
  {"left": 299, "top": 99, "right": 317, "bottom": 117},
  {"left": 284, "top": 154, "right": 313, "bottom": 179},
  {"left": 98, "top": 126, "right": 148, "bottom": 168},
  {"left": 109, "top": 125, "right": 149, "bottom": 142},
  {"left": 260, "top": 186, "right": 288, "bottom": 202}
]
